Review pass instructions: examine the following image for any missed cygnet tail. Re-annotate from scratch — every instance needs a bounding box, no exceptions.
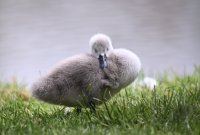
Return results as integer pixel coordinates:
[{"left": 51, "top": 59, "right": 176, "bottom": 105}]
[{"left": 31, "top": 78, "right": 61, "bottom": 104}]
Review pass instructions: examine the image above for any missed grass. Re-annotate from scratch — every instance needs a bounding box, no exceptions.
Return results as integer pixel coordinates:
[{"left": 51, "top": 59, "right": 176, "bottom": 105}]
[{"left": 0, "top": 67, "right": 200, "bottom": 135}]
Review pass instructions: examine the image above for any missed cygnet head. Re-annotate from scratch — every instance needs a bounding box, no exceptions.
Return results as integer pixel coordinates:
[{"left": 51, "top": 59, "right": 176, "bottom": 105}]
[{"left": 89, "top": 34, "right": 113, "bottom": 69}]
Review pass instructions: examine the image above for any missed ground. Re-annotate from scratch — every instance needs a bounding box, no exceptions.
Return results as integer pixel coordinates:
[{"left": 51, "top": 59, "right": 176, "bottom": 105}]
[{"left": 0, "top": 67, "right": 200, "bottom": 135}]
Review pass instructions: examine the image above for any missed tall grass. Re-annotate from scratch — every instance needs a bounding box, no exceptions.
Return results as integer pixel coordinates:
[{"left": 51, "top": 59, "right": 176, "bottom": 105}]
[{"left": 0, "top": 67, "right": 200, "bottom": 135}]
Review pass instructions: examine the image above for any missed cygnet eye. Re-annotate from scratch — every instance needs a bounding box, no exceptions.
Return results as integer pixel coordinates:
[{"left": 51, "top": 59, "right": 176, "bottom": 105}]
[
  {"left": 107, "top": 48, "right": 109, "bottom": 51},
  {"left": 94, "top": 49, "right": 98, "bottom": 53}
]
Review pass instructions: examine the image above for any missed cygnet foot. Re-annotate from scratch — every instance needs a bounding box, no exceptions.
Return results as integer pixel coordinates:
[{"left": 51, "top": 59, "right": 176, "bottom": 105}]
[
  {"left": 101, "top": 79, "right": 119, "bottom": 89},
  {"left": 102, "top": 66, "right": 119, "bottom": 89}
]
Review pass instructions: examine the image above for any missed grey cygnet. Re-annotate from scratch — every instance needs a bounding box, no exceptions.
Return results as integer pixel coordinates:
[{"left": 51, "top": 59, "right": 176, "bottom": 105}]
[{"left": 31, "top": 34, "right": 141, "bottom": 109}]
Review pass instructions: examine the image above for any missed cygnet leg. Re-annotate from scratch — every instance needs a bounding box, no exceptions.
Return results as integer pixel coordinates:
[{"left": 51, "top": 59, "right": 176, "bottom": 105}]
[
  {"left": 75, "top": 107, "right": 82, "bottom": 113},
  {"left": 88, "top": 100, "right": 96, "bottom": 112}
]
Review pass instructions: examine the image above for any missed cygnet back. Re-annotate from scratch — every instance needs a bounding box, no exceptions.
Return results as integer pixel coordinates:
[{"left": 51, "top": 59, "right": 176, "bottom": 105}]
[{"left": 31, "top": 54, "right": 105, "bottom": 107}]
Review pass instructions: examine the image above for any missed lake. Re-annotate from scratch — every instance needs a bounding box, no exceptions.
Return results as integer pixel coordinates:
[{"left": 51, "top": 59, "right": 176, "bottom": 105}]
[{"left": 0, "top": 0, "right": 199, "bottom": 87}]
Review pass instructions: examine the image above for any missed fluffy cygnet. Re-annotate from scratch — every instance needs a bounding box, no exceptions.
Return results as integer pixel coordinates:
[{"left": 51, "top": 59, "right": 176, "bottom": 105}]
[{"left": 31, "top": 34, "right": 141, "bottom": 109}]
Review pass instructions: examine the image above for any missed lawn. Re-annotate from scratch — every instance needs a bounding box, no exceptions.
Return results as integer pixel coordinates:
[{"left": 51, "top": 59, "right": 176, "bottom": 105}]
[{"left": 0, "top": 67, "right": 200, "bottom": 135}]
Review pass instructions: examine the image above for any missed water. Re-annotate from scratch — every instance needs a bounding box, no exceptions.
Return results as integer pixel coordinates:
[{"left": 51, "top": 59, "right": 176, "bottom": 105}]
[{"left": 0, "top": 0, "right": 199, "bottom": 87}]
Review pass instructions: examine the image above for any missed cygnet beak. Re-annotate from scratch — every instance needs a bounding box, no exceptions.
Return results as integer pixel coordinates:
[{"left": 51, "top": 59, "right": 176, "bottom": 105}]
[{"left": 98, "top": 54, "right": 108, "bottom": 69}]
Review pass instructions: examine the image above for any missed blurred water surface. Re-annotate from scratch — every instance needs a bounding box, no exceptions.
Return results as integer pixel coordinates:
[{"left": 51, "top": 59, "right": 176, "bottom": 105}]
[{"left": 0, "top": 0, "right": 199, "bottom": 87}]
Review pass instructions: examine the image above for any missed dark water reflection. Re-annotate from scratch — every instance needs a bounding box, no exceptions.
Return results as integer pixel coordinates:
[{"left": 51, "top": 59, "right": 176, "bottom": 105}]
[{"left": 0, "top": 0, "right": 199, "bottom": 87}]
